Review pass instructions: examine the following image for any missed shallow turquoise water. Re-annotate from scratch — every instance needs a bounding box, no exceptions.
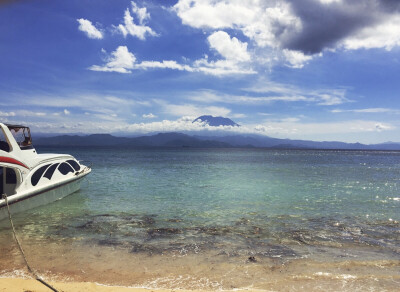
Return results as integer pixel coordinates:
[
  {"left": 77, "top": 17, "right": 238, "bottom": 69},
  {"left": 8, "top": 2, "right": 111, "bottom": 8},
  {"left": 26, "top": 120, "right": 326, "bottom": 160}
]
[{"left": 4, "top": 148, "right": 400, "bottom": 260}]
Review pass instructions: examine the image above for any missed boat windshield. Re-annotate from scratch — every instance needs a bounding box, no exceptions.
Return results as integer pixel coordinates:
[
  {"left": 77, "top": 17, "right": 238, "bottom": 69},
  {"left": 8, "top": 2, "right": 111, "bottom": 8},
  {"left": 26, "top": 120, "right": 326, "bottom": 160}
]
[{"left": 8, "top": 125, "right": 33, "bottom": 150}]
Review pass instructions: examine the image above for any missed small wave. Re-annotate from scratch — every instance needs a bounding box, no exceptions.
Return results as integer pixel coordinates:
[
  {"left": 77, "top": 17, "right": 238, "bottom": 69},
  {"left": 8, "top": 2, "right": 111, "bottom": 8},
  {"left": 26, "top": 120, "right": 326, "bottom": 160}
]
[
  {"left": 0, "top": 269, "right": 30, "bottom": 279},
  {"left": 314, "top": 272, "right": 357, "bottom": 280}
]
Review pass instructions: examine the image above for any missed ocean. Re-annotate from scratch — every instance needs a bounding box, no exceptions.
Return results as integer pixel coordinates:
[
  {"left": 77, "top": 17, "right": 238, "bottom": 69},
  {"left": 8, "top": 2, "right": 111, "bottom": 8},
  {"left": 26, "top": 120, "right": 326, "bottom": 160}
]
[{"left": 0, "top": 147, "right": 399, "bottom": 290}]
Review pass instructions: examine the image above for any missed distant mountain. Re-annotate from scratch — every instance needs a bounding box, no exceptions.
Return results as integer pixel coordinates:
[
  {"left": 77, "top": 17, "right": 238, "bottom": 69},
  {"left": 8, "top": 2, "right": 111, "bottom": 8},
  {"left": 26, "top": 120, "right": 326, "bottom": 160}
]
[
  {"left": 33, "top": 132, "right": 400, "bottom": 150},
  {"left": 34, "top": 132, "right": 230, "bottom": 148},
  {"left": 193, "top": 115, "right": 240, "bottom": 127}
]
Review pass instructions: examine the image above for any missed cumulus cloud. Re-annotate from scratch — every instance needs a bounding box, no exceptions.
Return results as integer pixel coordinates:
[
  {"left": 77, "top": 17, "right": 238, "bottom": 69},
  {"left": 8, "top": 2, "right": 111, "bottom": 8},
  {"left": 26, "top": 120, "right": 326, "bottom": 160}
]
[
  {"left": 173, "top": 0, "right": 400, "bottom": 68},
  {"left": 90, "top": 44, "right": 255, "bottom": 76},
  {"left": 142, "top": 113, "right": 156, "bottom": 119},
  {"left": 282, "top": 49, "right": 313, "bottom": 68},
  {"left": 131, "top": 1, "right": 150, "bottom": 24},
  {"left": 173, "top": 0, "right": 307, "bottom": 66},
  {"left": 89, "top": 46, "right": 136, "bottom": 73},
  {"left": 340, "top": 14, "right": 400, "bottom": 50},
  {"left": 118, "top": 1, "right": 157, "bottom": 40},
  {"left": 77, "top": 18, "right": 103, "bottom": 39},
  {"left": 208, "top": 31, "right": 250, "bottom": 62}
]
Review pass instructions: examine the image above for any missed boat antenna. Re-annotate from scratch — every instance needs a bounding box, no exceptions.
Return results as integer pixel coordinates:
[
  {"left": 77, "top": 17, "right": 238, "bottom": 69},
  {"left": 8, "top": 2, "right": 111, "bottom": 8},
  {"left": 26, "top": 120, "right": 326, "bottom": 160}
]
[{"left": 2, "top": 193, "right": 60, "bottom": 292}]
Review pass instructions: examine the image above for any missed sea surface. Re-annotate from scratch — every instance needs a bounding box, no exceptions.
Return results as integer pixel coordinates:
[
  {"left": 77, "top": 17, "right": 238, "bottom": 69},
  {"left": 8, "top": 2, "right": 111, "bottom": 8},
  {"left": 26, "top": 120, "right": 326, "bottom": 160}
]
[{"left": 1, "top": 147, "right": 399, "bottom": 290}]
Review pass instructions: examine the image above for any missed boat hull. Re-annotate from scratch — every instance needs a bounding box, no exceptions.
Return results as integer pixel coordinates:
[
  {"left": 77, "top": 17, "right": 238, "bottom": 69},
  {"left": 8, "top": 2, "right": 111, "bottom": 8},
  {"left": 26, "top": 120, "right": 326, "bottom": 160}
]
[{"left": 0, "top": 175, "right": 86, "bottom": 221}]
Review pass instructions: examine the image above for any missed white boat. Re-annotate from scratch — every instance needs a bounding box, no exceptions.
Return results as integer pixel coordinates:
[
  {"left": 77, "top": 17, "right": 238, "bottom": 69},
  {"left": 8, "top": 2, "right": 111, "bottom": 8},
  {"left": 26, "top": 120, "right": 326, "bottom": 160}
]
[{"left": 0, "top": 123, "right": 91, "bottom": 221}]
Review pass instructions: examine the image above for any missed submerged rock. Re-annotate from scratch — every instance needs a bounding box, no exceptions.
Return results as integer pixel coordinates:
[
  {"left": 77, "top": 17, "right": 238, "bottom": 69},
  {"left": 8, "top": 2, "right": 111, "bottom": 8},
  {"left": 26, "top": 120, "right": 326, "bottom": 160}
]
[
  {"left": 147, "top": 227, "right": 182, "bottom": 238},
  {"left": 248, "top": 256, "right": 257, "bottom": 262}
]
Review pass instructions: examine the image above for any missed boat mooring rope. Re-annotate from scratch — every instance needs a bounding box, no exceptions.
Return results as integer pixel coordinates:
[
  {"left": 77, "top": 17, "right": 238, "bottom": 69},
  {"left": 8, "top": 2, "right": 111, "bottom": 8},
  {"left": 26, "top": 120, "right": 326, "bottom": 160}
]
[{"left": 2, "top": 194, "right": 60, "bottom": 292}]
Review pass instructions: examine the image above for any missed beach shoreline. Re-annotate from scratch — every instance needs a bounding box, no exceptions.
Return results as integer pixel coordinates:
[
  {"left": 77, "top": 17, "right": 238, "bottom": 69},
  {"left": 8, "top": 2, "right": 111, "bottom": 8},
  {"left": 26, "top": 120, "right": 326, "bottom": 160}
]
[{"left": 0, "top": 277, "right": 231, "bottom": 292}]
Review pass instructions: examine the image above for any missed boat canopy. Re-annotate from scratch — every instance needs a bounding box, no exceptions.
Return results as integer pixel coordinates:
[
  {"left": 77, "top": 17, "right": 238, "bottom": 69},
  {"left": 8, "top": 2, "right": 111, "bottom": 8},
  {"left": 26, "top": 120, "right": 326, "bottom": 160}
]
[{"left": 4, "top": 124, "right": 33, "bottom": 150}]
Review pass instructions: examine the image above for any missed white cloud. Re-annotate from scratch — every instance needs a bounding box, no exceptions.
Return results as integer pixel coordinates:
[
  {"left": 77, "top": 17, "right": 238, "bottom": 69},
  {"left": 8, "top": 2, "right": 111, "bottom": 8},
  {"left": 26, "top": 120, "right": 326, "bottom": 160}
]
[
  {"left": 77, "top": 18, "right": 103, "bottom": 39},
  {"left": 252, "top": 119, "right": 394, "bottom": 138},
  {"left": 173, "top": 0, "right": 254, "bottom": 29},
  {"left": 134, "top": 30, "right": 256, "bottom": 75},
  {"left": 90, "top": 44, "right": 255, "bottom": 76},
  {"left": 173, "top": 0, "right": 301, "bottom": 50},
  {"left": 282, "top": 49, "right": 313, "bottom": 68},
  {"left": 142, "top": 113, "right": 156, "bottom": 119},
  {"left": 173, "top": 0, "right": 400, "bottom": 70},
  {"left": 208, "top": 31, "right": 250, "bottom": 62},
  {"left": 131, "top": 1, "right": 150, "bottom": 24},
  {"left": 190, "top": 91, "right": 312, "bottom": 104},
  {"left": 89, "top": 46, "right": 136, "bottom": 73},
  {"left": 173, "top": 0, "right": 306, "bottom": 66},
  {"left": 332, "top": 108, "right": 400, "bottom": 114},
  {"left": 0, "top": 111, "right": 16, "bottom": 117},
  {"left": 318, "top": 0, "right": 342, "bottom": 4},
  {"left": 188, "top": 84, "right": 349, "bottom": 106},
  {"left": 192, "top": 57, "right": 256, "bottom": 75},
  {"left": 118, "top": 2, "right": 157, "bottom": 40},
  {"left": 7, "top": 93, "right": 148, "bottom": 127},
  {"left": 340, "top": 15, "right": 400, "bottom": 51},
  {"left": 24, "top": 111, "right": 46, "bottom": 116},
  {"left": 137, "top": 60, "right": 193, "bottom": 71}
]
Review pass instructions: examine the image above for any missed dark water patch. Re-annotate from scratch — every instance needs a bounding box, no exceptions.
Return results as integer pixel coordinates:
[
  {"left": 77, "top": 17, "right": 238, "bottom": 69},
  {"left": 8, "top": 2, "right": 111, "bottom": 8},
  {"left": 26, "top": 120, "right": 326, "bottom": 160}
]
[
  {"left": 167, "top": 218, "right": 183, "bottom": 223},
  {"left": 256, "top": 244, "right": 298, "bottom": 258},
  {"left": 97, "top": 238, "right": 123, "bottom": 247},
  {"left": 189, "top": 226, "right": 233, "bottom": 236},
  {"left": 30, "top": 211, "right": 400, "bottom": 260},
  {"left": 147, "top": 227, "right": 182, "bottom": 238}
]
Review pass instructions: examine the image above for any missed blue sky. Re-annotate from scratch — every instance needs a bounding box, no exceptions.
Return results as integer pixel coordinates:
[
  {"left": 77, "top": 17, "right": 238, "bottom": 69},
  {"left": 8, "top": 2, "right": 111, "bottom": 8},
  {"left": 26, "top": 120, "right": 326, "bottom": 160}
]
[{"left": 1, "top": 0, "right": 400, "bottom": 143}]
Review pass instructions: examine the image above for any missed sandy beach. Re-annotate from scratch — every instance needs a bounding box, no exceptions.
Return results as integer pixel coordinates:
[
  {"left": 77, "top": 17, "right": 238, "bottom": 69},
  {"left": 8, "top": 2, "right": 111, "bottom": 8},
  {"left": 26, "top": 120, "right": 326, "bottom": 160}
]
[
  {"left": 1, "top": 278, "right": 148, "bottom": 292},
  {"left": 0, "top": 278, "right": 225, "bottom": 292}
]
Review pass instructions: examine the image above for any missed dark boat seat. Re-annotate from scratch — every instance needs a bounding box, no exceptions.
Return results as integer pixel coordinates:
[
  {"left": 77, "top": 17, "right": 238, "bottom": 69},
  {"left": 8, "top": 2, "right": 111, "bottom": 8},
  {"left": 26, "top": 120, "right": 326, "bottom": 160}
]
[{"left": 0, "top": 141, "right": 10, "bottom": 152}]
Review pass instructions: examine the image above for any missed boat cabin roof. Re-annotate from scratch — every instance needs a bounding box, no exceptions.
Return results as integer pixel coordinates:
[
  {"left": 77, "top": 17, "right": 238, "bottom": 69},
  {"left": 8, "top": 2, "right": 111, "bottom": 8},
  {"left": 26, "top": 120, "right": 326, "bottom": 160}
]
[{"left": 4, "top": 124, "right": 30, "bottom": 130}]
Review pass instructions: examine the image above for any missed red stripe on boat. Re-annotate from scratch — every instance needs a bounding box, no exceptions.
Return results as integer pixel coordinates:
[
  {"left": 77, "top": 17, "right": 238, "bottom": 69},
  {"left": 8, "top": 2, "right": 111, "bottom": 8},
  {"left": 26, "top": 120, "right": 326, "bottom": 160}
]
[{"left": 0, "top": 157, "right": 29, "bottom": 169}]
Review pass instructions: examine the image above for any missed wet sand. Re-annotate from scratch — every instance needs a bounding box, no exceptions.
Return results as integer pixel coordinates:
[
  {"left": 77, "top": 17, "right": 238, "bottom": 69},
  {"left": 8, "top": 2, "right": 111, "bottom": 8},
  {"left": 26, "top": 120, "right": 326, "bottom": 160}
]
[
  {"left": 0, "top": 278, "right": 232, "bottom": 292},
  {"left": 1, "top": 238, "right": 399, "bottom": 291}
]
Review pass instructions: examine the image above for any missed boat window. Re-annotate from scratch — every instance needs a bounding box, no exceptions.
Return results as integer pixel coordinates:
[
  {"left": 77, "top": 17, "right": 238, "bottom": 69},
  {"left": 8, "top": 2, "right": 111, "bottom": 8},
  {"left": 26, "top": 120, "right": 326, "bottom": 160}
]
[
  {"left": 58, "top": 163, "right": 74, "bottom": 175},
  {"left": 0, "top": 128, "right": 10, "bottom": 152},
  {"left": 9, "top": 126, "right": 33, "bottom": 150},
  {"left": 31, "top": 164, "right": 51, "bottom": 186},
  {"left": 6, "top": 168, "right": 17, "bottom": 184},
  {"left": 66, "top": 160, "right": 80, "bottom": 171},
  {"left": 43, "top": 163, "right": 59, "bottom": 180}
]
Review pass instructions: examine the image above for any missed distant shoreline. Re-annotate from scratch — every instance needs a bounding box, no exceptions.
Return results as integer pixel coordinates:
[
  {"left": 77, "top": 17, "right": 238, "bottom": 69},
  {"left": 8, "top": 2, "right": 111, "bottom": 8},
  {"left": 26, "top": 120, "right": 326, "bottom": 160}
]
[
  {"left": 32, "top": 132, "right": 400, "bottom": 151},
  {"left": 35, "top": 144, "right": 400, "bottom": 152}
]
